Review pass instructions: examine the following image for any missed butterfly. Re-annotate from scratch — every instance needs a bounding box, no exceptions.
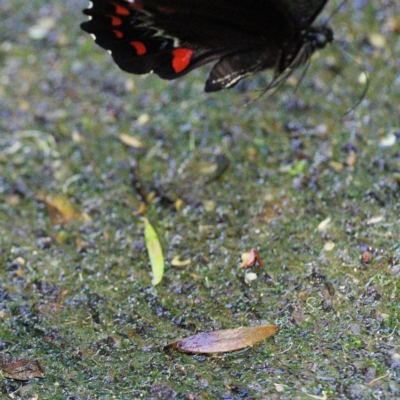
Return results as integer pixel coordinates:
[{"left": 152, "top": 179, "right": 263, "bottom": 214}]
[{"left": 81, "top": 0, "right": 333, "bottom": 92}]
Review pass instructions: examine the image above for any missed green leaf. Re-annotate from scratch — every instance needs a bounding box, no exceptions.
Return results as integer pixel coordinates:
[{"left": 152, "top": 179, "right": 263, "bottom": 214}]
[
  {"left": 142, "top": 217, "right": 164, "bottom": 286},
  {"left": 287, "top": 160, "right": 306, "bottom": 176}
]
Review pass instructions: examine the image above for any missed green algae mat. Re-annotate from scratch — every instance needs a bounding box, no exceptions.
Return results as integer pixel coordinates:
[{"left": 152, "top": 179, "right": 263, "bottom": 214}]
[{"left": 1, "top": 1, "right": 399, "bottom": 398}]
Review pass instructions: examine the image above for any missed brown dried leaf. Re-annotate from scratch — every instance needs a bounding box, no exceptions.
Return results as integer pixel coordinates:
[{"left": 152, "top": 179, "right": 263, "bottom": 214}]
[
  {"left": 240, "top": 249, "right": 262, "bottom": 269},
  {"left": 385, "top": 16, "right": 400, "bottom": 33},
  {"left": 0, "top": 357, "right": 44, "bottom": 381},
  {"left": 346, "top": 150, "right": 357, "bottom": 167},
  {"left": 167, "top": 325, "right": 279, "bottom": 353},
  {"left": 37, "top": 192, "right": 88, "bottom": 226}
]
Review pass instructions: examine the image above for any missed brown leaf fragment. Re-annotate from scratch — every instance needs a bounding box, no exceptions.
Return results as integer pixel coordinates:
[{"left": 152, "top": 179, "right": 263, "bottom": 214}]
[
  {"left": 240, "top": 249, "right": 262, "bottom": 269},
  {"left": 346, "top": 150, "right": 357, "bottom": 167},
  {"left": 37, "top": 192, "right": 88, "bottom": 226},
  {"left": 167, "top": 325, "right": 279, "bottom": 353},
  {"left": 385, "top": 16, "right": 400, "bottom": 32},
  {"left": 362, "top": 251, "right": 373, "bottom": 264},
  {"left": 0, "top": 357, "right": 44, "bottom": 381}
]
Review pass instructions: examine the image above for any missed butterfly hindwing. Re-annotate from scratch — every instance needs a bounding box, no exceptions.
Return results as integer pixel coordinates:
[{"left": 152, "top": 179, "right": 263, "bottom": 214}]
[{"left": 205, "top": 48, "right": 281, "bottom": 92}]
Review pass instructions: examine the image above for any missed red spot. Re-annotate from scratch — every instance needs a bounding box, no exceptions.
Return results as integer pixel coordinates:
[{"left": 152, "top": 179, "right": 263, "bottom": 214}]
[
  {"left": 157, "top": 6, "right": 175, "bottom": 14},
  {"left": 113, "top": 3, "right": 130, "bottom": 15},
  {"left": 130, "top": 2, "right": 144, "bottom": 10},
  {"left": 113, "top": 30, "right": 123, "bottom": 39},
  {"left": 172, "top": 49, "right": 193, "bottom": 73},
  {"left": 131, "top": 41, "right": 146, "bottom": 55},
  {"left": 109, "top": 15, "right": 122, "bottom": 26}
]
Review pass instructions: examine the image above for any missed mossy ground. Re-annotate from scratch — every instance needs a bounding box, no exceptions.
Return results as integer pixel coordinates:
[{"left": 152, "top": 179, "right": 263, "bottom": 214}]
[{"left": 1, "top": 0, "right": 399, "bottom": 398}]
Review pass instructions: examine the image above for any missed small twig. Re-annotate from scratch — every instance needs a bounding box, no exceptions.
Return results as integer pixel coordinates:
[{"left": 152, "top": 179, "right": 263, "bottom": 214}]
[
  {"left": 276, "top": 341, "right": 295, "bottom": 355},
  {"left": 368, "top": 372, "right": 389, "bottom": 386},
  {"left": 130, "top": 159, "right": 148, "bottom": 203},
  {"left": 301, "top": 389, "right": 327, "bottom": 399}
]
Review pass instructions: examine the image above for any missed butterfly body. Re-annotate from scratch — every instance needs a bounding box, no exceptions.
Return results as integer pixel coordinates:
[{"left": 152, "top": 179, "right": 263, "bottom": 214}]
[{"left": 81, "top": 0, "right": 332, "bottom": 91}]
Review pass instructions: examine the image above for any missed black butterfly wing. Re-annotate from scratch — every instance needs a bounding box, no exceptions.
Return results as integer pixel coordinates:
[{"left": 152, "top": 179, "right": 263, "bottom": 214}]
[
  {"left": 81, "top": 0, "right": 330, "bottom": 91},
  {"left": 280, "top": 0, "right": 329, "bottom": 27},
  {"left": 201, "top": 0, "right": 332, "bottom": 90},
  {"left": 205, "top": 48, "right": 284, "bottom": 92},
  {"left": 81, "top": 1, "right": 297, "bottom": 89}
]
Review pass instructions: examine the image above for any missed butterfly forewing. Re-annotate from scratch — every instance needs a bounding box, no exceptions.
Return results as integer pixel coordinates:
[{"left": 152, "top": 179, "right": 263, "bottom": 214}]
[{"left": 81, "top": 0, "right": 332, "bottom": 91}]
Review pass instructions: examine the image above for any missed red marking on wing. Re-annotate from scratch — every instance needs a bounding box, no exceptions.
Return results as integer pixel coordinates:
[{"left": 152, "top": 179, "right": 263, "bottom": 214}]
[
  {"left": 129, "top": 2, "right": 144, "bottom": 10},
  {"left": 113, "top": 30, "right": 123, "bottom": 39},
  {"left": 131, "top": 41, "right": 147, "bottom": 55},
  {"left": 113, "top": 3, "right": 130, "bottom": 15},
  {"left": 108, "top": 15, "right": 122, "bottom": 26},
  {"left": 157, "top": 6, "right": 175, "bottom": 14},
  {"left": 172, "top": 49, "right": 193, "bottom": 73}
]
